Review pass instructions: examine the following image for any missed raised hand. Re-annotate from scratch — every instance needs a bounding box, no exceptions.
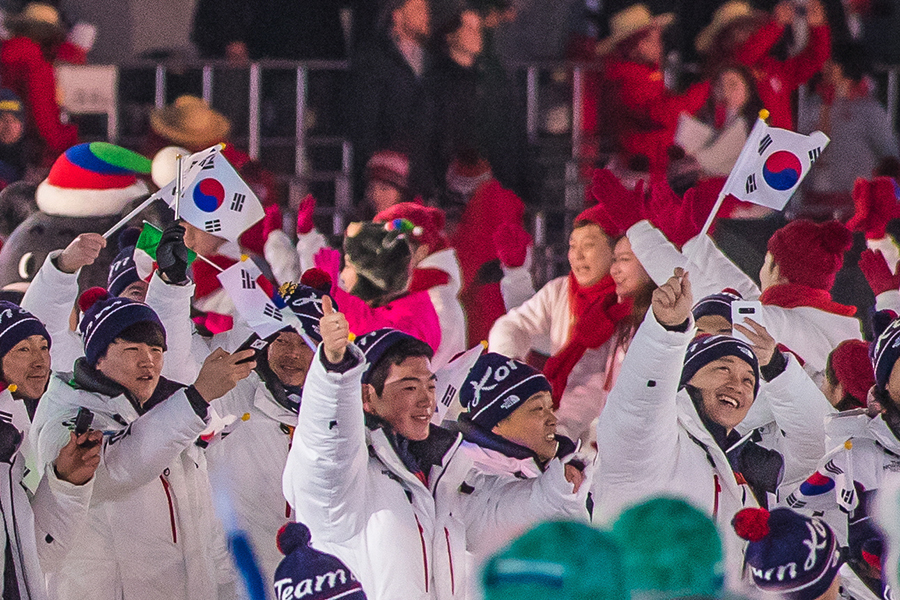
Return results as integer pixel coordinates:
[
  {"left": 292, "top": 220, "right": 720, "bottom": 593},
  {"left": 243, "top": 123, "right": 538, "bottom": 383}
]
[
  {"left": 296, "top": 194, "right": 317, "bottom": 235},
  {"left": 860, "top": 249, "right": 900, "bottom": 296},
  {"left": 57, "top": 233, "right": 106, "bottom": 274},
  {"left": 54, "top": 430, "right": 103, "bottom": 485},
  {"left": 651, "top": 268, "right": 693, "bottom": 327},
  {"left": 733, "top": 318, "right": 778, "bottom": 366},
  {"left": 320, "top": 295, "right": 350, "bottom": 364},
  {"left": 156, "top": 223, "right": 190, "bottom": 284},
  {"left": 193, "top": 347, "right": 256, "bottom": 402},
  {"left": 493, "top": 222, "right": 532, "bottom": 268},
  {"left": 261, "top": 204, "right": 283, "bottom": 241}
]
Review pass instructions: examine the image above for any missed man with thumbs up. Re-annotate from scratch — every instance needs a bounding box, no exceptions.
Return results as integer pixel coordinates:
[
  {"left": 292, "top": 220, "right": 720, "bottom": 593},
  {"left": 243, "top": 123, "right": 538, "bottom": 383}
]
[{"left": 283, "top": 296, "right": 589, "bottom": 600}]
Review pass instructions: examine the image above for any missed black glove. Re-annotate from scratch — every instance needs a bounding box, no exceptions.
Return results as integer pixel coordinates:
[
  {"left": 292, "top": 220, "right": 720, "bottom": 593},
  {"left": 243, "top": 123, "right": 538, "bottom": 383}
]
[
  {"left": 0, "top": 420, "right": 22, "bottom": 464},
  {"left": 156, "top": 223, "right": 190, "bottom": 284}
]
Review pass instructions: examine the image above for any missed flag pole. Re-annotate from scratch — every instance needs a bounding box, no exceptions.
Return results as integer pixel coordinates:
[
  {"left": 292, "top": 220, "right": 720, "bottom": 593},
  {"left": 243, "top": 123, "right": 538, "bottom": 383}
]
[
  {"left": 684, "top": 109, "right": 770, "bottom": 265},
  {"left": 195, "top": 252, "right": 225, "bottom": 272},
  {"left": 102, "top": 193, "right": 155, "bottom": 239},
  {"left": 174, "top": 153, "right": 183, "bottom": 220}
]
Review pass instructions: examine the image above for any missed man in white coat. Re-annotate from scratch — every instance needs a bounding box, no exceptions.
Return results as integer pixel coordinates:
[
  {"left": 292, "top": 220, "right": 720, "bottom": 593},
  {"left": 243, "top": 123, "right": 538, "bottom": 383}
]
[
  {"left": 283, "top": 303, "right": 593, "bottom": 600},
  {"left": 593, "top": 268, "right": 828, "bottom": 584},
  {"left": 30, "top": 293, "right": 256, "bottom": 600}
]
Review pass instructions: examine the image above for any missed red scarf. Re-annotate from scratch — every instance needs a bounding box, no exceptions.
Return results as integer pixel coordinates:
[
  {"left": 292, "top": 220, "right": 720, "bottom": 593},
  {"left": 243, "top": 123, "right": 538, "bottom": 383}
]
[
  {"left": 543, "top": 273, "right": 631, "bottom": 407},
  {"left": 759, "top": 283, "right": 857, "bottom": 317}
]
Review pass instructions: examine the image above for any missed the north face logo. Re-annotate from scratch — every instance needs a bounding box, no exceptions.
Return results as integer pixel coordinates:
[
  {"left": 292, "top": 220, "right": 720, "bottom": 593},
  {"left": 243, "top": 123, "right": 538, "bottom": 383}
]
[{"left": 500, "top": 395, "right": 520, "bottom": 410}]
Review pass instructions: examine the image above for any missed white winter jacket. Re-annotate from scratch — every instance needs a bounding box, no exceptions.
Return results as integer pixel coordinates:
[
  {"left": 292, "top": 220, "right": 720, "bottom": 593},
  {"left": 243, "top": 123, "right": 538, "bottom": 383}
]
[
  {"left": 283, "top": 344, "right": 586, "bottom": 600},
  {"left": 207, "top": 372, "right": 297, "bottom": 600},
  {"left": 488, "top": 276, "right": 620, "bottom": 441},
  {"left": 30, "top": 371, "right": 236, "bottom": 600},
  {"left": 626, "top": 220, "right": 863, "bottom": 380}
]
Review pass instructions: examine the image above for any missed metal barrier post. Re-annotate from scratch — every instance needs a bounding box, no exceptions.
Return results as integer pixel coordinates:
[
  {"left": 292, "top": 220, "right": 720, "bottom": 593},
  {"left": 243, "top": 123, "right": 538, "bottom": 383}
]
[
  {"left": 202, "top": 65, "right": 214, "bottom": 104},
  {"left": 248, "top": 63, "right": 262, "bottom": 160},
  {"left": 889, "top": 68, "right": 899, "bottom": 132},
  {"left": 154, "top": 64, "right": 166, "bottom": 109},
  {"left": 295, "top": 66, "right": 308, "bottom": 177},
  {"left": 571, "top": 66, "right": 584, "bottom": 159},
  {"left": 526, "top": 65, "right": 539, "bottom": 145}
]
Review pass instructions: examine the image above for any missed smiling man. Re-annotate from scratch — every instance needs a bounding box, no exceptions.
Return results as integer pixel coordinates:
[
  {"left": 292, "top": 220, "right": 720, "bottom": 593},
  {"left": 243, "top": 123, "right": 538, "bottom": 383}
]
[
  {"left": 30, "top": 292, "right": 255, "bottom": 600},
  {"left": 284, "top": 301, "right": 593, "bottom": 600}
]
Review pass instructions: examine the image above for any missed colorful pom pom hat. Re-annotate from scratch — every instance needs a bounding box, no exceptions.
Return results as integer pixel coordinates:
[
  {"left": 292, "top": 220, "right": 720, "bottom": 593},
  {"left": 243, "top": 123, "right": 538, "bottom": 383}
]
[{"left": 35, "top": 142, "right": 152, "bottom": 218}]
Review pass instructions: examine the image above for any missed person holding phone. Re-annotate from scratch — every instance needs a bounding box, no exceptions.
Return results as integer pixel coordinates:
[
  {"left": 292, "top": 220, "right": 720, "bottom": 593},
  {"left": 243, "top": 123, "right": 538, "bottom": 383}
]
[
  {"left": 29, "top": 292, "right": 255, "bottom": 600},
  {"left": 205, "top": 279, "right": 333, "bottom": 591}
]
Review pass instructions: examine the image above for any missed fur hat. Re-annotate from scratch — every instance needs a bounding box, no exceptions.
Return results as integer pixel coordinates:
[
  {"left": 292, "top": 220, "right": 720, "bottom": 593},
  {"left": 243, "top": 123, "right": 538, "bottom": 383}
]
[
  {"left": 78, "top": 290, "right": 165, "bottom": 366},
  {"left": 482, "top": 521, "right": 627, "bottom": 600},
  {"left": 343, "top": 222, "right": 412, "bottom": 302},
  {"left": 612, "top": 497, "right": 724, "bottom": 599},
  {"left": 374, "top": 203, "right": 448, "bottom": 253},
  {"left": 680, "top": 334, "right": 760, "bottom": 397},
  {"left": 767, "top": 220, "right": 853, "bottom": 291},
  {"left": 733, "top": 508, "right": 842, "bottom": 600},
  {"left": 458, "top": 353, "right": 552, "bottom": 430},
  {"left": 366, "top": 150, "right": 410, "bottom": 193},
  {"left": 596, "top": 4, "right": 674, "bottom": 56},
  {"left": 35, "top": 143, "right": 151, "bottom": 217},
  {"left": 150, "top": 96, "right": 231, "bottom": 150},
  {"left": 0, "top": 301, "right": 50, "bottom": 362},
  {"left": 275, "top": 523, "right": 367, "bottom": 600}
]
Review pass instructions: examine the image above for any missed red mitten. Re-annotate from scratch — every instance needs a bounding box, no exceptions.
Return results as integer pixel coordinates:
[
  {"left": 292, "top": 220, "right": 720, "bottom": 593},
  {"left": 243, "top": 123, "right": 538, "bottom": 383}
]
[
  {"left": 859, "top": 249, "right": 900, "bottom": 295},
  {"left": 313, "top": 247, "right": 342, "bottom": 284},
  {"left": 296, "top": 194, "right": 317, "bottom": 235},
  {"left": 589, "top": 169, "right": 647, "bottom": 232},
  {"left": 493, "top": 222, "right": 532, "bottom": 268},
  {"left": 261, "top": 203, "right": 283, "bottom": 241},
  {"left": 847, "top": 177, "right": 898, "bottom": 239}
]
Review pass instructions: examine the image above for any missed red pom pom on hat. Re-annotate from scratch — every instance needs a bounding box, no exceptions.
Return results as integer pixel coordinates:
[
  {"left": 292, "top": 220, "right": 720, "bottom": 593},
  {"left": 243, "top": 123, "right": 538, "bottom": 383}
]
[
  {"left": 78, "top": 287, "right": 111, "bottom": 314},
  {"left": 300, "top": 268, "right": 332, "bottom": 294},
  {"left": 732, "top": 508, "right": 771, "bottom": 542}
]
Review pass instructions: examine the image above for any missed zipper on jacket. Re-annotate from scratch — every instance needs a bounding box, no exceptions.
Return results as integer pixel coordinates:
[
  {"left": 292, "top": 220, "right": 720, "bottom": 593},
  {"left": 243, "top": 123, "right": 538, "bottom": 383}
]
[
  {"left": 415, "top": 514, "right": 429, "bottom": 593},
  {"left": 713, "top": 474, "right": 721, "bottom": 520},
  {"left": 160, "top": 475, "right": 177, "bottom": 543},
  {"left": 444, "top": 527, "right": 455, "bottom": 595}
]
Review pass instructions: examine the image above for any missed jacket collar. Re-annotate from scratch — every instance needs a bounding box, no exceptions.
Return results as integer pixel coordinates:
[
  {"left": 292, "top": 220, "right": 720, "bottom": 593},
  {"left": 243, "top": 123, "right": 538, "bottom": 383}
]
[
  {"left": 72, "top": 357, "right": 184, "bottom": 415},
  {"left": 254, "top": 353, "right": 302, "bottom": 414},
  {"left": 453, "top": 413, "right": 576, "bottom": 468}
]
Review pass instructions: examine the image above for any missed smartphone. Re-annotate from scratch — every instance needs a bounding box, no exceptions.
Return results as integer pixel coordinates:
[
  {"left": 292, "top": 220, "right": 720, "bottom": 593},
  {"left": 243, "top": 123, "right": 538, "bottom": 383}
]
[
  {"left": 73, "top": 407, "right": 93, "bottom": 436},
  {"left": 731, "top": 301, "right": 763, "bottom": 344},
  {"left": 233, "top": 333, "right": 269, "bottom": 364}
]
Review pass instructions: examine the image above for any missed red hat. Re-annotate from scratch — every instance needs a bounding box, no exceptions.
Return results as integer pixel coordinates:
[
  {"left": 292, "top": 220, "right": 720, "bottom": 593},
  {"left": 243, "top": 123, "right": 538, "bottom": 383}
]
[
  {"left": 375, "top": 202, "right": 448, "bottom": 253},
  {"left": 829, "top": 339, "right": 874, "bottom": 404},
  {"left": 575, "top": 204, "right": 624, "bottom": 240},
  {"left": 366, "top": 150, "right": 410, "bottom": 192},
  {"left": 767, "top": 220, "right": 853, "bottom": 290}
]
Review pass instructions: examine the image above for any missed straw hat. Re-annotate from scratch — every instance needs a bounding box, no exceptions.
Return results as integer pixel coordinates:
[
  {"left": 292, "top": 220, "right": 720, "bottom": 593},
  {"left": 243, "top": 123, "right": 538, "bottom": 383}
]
[
  {"left": 149, "top": 96, "right": 231, "bottom": 150},
  {"left": 695, "top": 1, "right": 764, "bottom": 55},
  {"left": 596, "top": 4, "right": 673, "bottom": 56},
  {"left": 5, "top": 2, "right": 63, "bottom": 32}
]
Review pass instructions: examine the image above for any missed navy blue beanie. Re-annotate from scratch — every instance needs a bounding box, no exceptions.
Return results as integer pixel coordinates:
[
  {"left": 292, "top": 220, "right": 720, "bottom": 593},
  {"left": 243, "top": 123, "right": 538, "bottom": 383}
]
[
  {"left": 354, "top": 328, "right": 429, "bottom": 384},
  {"left": 680, "top": 334, "right": 760, "bottom": 397},
  {"left": 691, "top": 289, "right": 743, "bottom": 323},
  {"left": 278, "top": 282, "right": 337, "bottom": 344},
  {"left": 0, "top": 301, "right": 50, "bottom": 360},
  {"left": 79, "top": 292, "right": 166, "bottom": 366},
  {"left": 275, "top": 522, "right": 367, "bottom": 600},
  {"left": 459, "top": 352, "right": 552, "bottom": 430},
  {"left": 873, "top": 314, "right": 900, "bottom": 392},
  {"left": 107, "top": 227, "right": 141, "bottom": 297},
  {"left": 733, "top": 508, "right": 841, "bottom": 600}
]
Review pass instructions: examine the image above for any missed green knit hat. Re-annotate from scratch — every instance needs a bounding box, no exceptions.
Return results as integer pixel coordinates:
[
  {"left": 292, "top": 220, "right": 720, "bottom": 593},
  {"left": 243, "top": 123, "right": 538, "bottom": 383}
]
[
  {"left": 482, "top": 521, "right": 627, "bottom": 600},
  {"left": 611, "top": 497, "right": 725, "bottom": 600}
]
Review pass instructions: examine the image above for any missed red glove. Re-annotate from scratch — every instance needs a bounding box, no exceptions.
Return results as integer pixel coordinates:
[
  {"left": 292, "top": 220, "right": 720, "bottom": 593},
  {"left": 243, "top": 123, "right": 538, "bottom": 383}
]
[
  {"left": 261, "top": 204, "right": 283, "bottom": 241},
  {"left": 847, "top": 177, "right": 898, "bottom": 239},
  {"left": 313, "top": 247, "right": 342, "bottom": 284},
  {"left": 648, "top": 177, "right": 725, "bottom": 247},
  {"left": 296, "top": 194, "right": 317, "bottom": 235},
  {"left": 589, "top": 169, "right": 647, "bottom": 232},
  {"left": 859, "top": 249, "right": 900, "bottom": 295},
  {"left": 493, "top": 222, "right": 532, "bottom": 268}
]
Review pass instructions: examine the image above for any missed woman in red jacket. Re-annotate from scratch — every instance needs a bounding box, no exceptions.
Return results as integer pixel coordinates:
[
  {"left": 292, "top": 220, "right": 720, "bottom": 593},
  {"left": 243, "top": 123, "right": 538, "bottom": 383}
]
[
  {"left": 0, "top": 3, "right": 82, "bottom": 165},
  {"left": 599, "top": 4, "right": 710, "bottom": 174}
]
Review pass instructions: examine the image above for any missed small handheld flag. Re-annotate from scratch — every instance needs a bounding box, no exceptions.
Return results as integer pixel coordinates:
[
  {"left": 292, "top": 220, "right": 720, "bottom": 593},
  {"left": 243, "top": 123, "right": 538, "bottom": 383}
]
[{"left": 432, "top": 342, "right": 487, "bottom": 425}]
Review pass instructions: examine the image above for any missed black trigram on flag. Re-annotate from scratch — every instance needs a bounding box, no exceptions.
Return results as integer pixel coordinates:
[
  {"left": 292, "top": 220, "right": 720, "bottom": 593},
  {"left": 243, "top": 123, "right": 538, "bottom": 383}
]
[
  {"left": 758, "top": 134, "right": 773, "bottom": 155},
  {"left": 240, "top": 270, "right": 256, "bottom": 290},
  {"left": 745, "top": 173, "right": 757, "bottom": 194},
  {"left": 808, "top": 147, "right": 821, "bottom": 163},
  {"left": 440, "top": 385, "right": 457, "bottom": 408},
  {"left": 204, "top": 219, "right": 222, "bottom": 233},
  {"left": 263, "top": 304, "right": 283, "bottom": 321},
  {"left": 230, "top": 193, "right": 245, "bottom": 212},
  {"left": 840, "top": 488, "right": 855, "bottom": 506},
  {"left": 199, "top": 155, "right": 216, "bottom": 170}
]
